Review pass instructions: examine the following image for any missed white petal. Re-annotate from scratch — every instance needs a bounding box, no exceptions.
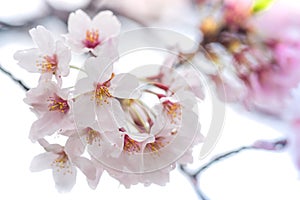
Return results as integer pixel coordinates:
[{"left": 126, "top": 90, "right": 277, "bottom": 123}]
[
  {"left": 84, "top": 56, "right": 113, "bottom": 83},
  {"left": 87, "top": 159, "right": 103, "bottom": 189},
  {"left": 92, "top": 37, "right": 119, "bottom": 59},
  {"left": 127, "top": 132, "right": 154, "bottom": 143},
  {"left": 67, "top": 9, "right": 91, "bottom": 41},
  {"left": 29, "top": 112, "right": 65, "bottom": 142},
  {"left": 38, "top": 139, "right": 64, "bottom": 153},
  {"left": 56, "top": 40, "right": 71, "bottom": 77},
  {"left": 52, "top": 164, "right": 77, "bottom": 193},
  {"left": 65, "top": 134, "right": 85, "bottom": 158},
  {"left": 14, "top": 48, "right": 40, "bottom": 73},
  {"left": 72, "top": 94, "right": 96, "bottom": 128},
  {"left": 29, "top": 26, "right": 55, "bottom": 54},
  {"left": 110, "top": 73, "right": 140, "bottom": 99},
  {"left": 30, "top": 152, "right": 58, "bottom": 172},
  {"left": 73, "top": 157, "right": 96, "bottom": 180},
  {"left": 92, "top": 10, "right": 121, "bottom": 40},
  {"left": 74, "top": 77, "right": 94, "bottom": 96},
  {"left": 96, "top": 98, "right": 127, "bottom": 130}
]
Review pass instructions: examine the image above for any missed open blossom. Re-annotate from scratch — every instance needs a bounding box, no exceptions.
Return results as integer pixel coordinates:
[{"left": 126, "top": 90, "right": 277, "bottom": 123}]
[
  {"left": 14, "top": 26, "right": 71, "bottom": 85},
  {"left": 148, "top": 54, "right": 205, "bottom": 99},
  {"left": 66, "top": 9, "right": 121, "bottom": 55},
  {"left": 30, "top": 139, "right": 96, "bottom": 192},
  {"left": 97, "top": 90, "right": 202, "bottom": 187},
  {"left": 24, "top": 81, "right": 73, "bottom": 142},
  {"left": 72, "top": 54, "right": 140, "bottom": 132}
]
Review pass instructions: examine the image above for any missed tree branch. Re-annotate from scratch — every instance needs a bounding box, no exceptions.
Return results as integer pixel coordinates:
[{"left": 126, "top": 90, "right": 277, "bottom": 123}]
[
  {"left": 0, "top": 64, "right": 29, "bottom": 91},
  {"left": 179, "top": 138, "right": 287, "bottom": 200}
]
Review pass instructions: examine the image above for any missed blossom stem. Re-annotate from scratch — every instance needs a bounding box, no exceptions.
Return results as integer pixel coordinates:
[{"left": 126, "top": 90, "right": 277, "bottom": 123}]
[
  {"left": 0, "top": 63, "right": 29, "bottom": 91},
  {"left": 180, "top": 138, "right": 287, "bottom": 200},
  {"left": 69, "top": 65, "right": 87, "bottom": 73}
]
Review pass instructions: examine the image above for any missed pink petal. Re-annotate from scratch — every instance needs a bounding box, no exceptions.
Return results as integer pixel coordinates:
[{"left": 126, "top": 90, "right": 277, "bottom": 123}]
[
  {"left": 38, "top": 139, "right": 64, "bottom": 153},
  {"left": 72, "top": 157, "right": 96, "bottom": 180},
  {"left": 56, "top": 40, "right": 71, "bottom": 77},
  {"left": 84, "top": 56, "right": 113, "bottom": 83},
  {"left": 30, "top": 152, "right": 58, "bottom": 172},
  {"left": 87, "top": 158, "right": 103, "bottom": 189},
  {"left": 92, "top": 10, "right": 121, "bottom": 40},
  {"left": 29, "top": 26, "right": 55, "bottom": 55},
  {"left": 67, "top": 9, "right": 91, "bottom": 41},
  {"left": 74, "top": 77, "right": 94, "bottom": 96},
  {"left": 52, "top": 164, "right": 77, "bottom": 192},
  {"left": 29, "top": 112, "right": 65, "bottom": 142},
  {"left": 72, "top": 94, "right": 96, "bottom": 128},
  {"left": 65, "top": 134, "right": 85, "bottom": 158},
  {"left": 13, "top": 48, "right": 40, "bottom": 73},
  {"left": 110, "top": 73, "right": 140, "bottom": 99}
]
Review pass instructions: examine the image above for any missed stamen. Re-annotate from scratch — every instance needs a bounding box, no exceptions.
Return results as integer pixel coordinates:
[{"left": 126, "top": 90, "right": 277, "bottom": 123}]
[
  {"left": 162, "top": 100, "right": 181, "bottom": 123},
  {"left": 93, "top": 73, "right": 115, "bottom": 105},
  {"left": 145, "top": 137, "right": 167, "bottom": 153},
  {"left": 83, "top": 29, "right": 100, "bottom": 48},
  {"left": 36, "top": 54, "right": 58, "bottom": 74},
  {"left": 123, "top": 135, "right": 140, "bottom": 153},
  {"left": 48, "top": 95, "right": 69, "bottom": 113},
  {"left": 51, "top": 153, "right": 73, "bottom": 175},
  {"left": 85, "top": 128, "right": 101, "bottom": 146}
]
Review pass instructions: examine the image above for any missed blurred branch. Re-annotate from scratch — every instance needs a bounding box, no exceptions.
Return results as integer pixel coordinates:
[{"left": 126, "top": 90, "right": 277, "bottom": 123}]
[
  {"left": 0, "top": 64, "right": 29, "bottom": 91},
  {"left": 0, "top": 0, "right": 146, "bottom": 32},
  {"left": 180, "top": 138, "right": 287, "bottom": 200}
]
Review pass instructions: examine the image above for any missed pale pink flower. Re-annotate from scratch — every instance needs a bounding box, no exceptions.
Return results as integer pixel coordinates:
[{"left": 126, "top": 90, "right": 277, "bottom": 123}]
[
  {"left": 24, "top": 81, "right": 73, "bottom": 142},
  {"left": 30, "top": 139, "right": 96, "bottom": 192},
  {"left": 149, "top": 54, "right": 205, "bottom": 99},
  {"left": 98, "top": 90, "right": 202, "bottom": 187},
  {"left": 66, "top": 9, "right": 121, "bottom": 55},
  {"left": 72, "top": 55, "right": 140, "bottom": 132},
  {"left": 14, "top": 26, "right": 71, "bottom": 85}
]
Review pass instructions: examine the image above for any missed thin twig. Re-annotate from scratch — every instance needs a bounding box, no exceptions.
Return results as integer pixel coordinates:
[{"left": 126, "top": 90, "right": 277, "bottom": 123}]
[
  {"left": 179, "top": 138, "right": 287, "bottom": 200},
  {"left": 0, "top": 64, "right": 29, "bottom": 91}
]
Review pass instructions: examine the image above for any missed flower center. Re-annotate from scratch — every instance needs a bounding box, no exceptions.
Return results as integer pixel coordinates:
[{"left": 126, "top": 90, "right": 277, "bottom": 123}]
[
  {"left": 123, "top": 135, "right": 140, "bottom": 153},
  {"left": 48, "top": 95, "right": 69, "bottom": 113},
  {"left": 37, "top": 54, "right": 57, "bottom": 74},
  {"left": 145, "top": 136, "right": 167, "bottom": 153},
  {"left": 94, "top": 73, "right": 115, "bottom": 105},
  {"left": 83, "top": 29, "right": 101, "bottom": 49},
  {"left": 51, "top": 153, "right": 73, "bottom": 175},
  {"left": 162, "top": 100, "right": 181, "bottom": 123},
  {"left": 85, "top": 128, "right": 101, "bottom": 145}
]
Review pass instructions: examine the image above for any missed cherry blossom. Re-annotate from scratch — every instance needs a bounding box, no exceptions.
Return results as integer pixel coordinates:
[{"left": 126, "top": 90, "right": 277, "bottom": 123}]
[
  {"left": 66, "top": 9, "right": 121, "bottom": 55},
  {"left": 30, "top": 139, "right": 96, "bottom": 192},
  {"left": 24, "top": 81, "right": 74, "bottom": 142},
  {"left": 14, "top": 26, "right": 71, "bottom": 85},
  {"left": 72, "top": 55, "right": 140, "bottom": 132}
]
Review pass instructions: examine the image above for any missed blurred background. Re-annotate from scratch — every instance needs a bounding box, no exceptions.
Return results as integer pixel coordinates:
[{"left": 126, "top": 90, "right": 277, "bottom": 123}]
[{"left": 1, "top": 0, "right": 300, "bottom": 199}]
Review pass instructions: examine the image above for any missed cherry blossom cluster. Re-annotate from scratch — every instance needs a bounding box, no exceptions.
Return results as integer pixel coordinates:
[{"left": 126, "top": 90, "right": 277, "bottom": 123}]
[
  {"left": 14, "top": 10, "right": 204, "bottom": 192},
  {"left": 194, "top": 0, "right": 300, "bottom": 116},
  {"left": 193, "top": 0, "right": 300, "bottom": 174}
]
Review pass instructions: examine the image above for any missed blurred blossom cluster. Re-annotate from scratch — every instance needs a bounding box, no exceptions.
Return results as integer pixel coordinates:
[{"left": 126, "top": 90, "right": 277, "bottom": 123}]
[
  {"left": 191, "top": 0, "right": 300, "bottom": 172},
  {"left": 14, "top": 10, "right": 203, "bottom": 191}
]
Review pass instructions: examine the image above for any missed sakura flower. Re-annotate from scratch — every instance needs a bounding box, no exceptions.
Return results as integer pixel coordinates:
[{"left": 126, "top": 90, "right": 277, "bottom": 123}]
[
  {"left": 102, "top": 102, "right": 201, "bottom": 187},
  {"left": 14, "top": 26, "right": 71, "bottom": 85},
  {"left": 30, "top": 139, "right": 96, "bottom": 192},
  {"left": 72, "top": 55, "right": 140, "bottom": 132},
  {"left": 64, "top": 125, "right": 125, "bottom": 162},
  {"left": 148, "top": 54, "right": 205, "bottom": 100},
  {"left": 66, "top": 9, "right": 121, "bottom": 55},
  {"left": 24, "top": 81, "right": 73, "bottom": 142}
]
